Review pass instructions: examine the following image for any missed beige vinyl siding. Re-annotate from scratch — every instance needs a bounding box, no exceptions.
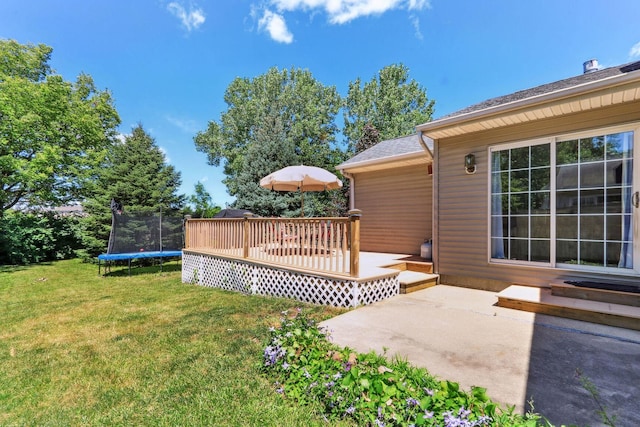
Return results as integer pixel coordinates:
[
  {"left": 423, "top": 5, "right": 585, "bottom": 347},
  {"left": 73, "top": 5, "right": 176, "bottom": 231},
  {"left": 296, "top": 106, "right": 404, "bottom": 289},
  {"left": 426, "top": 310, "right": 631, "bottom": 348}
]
[
  {"left": 435, "top": 101, "right": 640, "bottom": 289},
  {"left": 354, "top": 164, "right": 432, "bottom": 255}
]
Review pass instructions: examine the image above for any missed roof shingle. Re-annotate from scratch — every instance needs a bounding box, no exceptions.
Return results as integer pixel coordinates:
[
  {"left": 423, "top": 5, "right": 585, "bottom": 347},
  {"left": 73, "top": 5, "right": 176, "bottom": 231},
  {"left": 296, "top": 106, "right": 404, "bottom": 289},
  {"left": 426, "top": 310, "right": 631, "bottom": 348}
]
[
  {"left": 338, "top": 133, "right": 432, "bottom": 168},
  {"left": 438, "top": 60, "right": 640, "bottom": 121}
]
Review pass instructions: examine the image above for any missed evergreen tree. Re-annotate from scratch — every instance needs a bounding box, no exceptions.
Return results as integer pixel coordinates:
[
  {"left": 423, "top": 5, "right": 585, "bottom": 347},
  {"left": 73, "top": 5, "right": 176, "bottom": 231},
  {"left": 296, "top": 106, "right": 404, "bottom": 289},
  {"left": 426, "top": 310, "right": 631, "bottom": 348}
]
[
  {"left": 356, "top": 122, "right": 381, "bottom": 154},
  {"left": 234, "top": 111, "right": 299, "bottom": 216},
  {"left": 81, "top": 124, "right": 185, "bottom": 256}
]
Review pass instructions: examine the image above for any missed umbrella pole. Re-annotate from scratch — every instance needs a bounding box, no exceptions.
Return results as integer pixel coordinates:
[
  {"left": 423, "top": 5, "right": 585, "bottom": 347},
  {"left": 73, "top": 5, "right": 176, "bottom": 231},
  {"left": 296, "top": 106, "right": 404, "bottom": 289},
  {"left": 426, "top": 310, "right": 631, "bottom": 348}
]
[{"left": 300, "top": 191, "right": 304, "bottom": 217}]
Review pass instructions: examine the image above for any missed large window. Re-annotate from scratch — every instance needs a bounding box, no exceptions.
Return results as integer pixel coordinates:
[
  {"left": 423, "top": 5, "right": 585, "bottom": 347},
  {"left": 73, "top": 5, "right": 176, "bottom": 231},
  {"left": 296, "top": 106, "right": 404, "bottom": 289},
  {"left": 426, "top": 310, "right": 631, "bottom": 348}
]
[{"left": 490, "top": 127, "right": 635, "bottom": 271}]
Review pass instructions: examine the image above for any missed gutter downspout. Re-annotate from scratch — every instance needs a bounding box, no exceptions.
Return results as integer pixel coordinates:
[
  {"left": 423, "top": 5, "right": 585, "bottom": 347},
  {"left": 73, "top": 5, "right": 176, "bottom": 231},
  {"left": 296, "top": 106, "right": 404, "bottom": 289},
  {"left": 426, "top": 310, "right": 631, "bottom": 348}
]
[
  {"left": 417, "top": 131, "right": 434, "bottom": 158},
  {"left": 418, "top": 130, "right": 437, "bottom": 274},
  {"left": 340, "top": 170, "right": 355, "bottom": 210}
]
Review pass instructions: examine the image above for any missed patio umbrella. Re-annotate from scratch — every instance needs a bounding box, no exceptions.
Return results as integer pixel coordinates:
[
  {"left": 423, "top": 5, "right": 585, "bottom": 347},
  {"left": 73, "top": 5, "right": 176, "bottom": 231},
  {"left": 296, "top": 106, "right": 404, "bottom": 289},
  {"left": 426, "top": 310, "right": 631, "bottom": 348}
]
[{"left": 259, "top": 165, "right": 343, "bottom": 216}]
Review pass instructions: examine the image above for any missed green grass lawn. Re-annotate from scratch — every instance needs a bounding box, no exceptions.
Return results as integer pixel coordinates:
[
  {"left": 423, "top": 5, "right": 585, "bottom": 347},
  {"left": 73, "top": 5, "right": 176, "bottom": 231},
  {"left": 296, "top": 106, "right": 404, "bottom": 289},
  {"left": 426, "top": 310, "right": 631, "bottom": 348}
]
[{"left": 0, "top": 259, "right": 348, "bottom": 426}]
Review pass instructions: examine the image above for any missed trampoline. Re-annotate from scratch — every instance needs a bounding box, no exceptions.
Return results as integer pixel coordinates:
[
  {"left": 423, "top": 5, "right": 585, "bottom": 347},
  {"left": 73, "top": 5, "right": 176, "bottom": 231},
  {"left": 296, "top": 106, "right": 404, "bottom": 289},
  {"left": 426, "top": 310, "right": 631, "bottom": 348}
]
[
  {"left": 98, "top": 200, "right": 184, "bottom": 275},
  {"left": 98, "top": 250, "right": 182, "bottom": 275}
]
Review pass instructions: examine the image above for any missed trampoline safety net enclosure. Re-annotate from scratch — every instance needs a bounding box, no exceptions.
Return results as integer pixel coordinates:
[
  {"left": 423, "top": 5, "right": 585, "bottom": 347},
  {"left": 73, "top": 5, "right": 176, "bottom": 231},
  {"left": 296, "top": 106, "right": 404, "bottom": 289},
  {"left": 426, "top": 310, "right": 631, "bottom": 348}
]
[
  {"left": 98, "top": 201, "right": 184, "bottom": 274},
  {"left": 108, "top": 212, "right": 183, "bottom": 253}
]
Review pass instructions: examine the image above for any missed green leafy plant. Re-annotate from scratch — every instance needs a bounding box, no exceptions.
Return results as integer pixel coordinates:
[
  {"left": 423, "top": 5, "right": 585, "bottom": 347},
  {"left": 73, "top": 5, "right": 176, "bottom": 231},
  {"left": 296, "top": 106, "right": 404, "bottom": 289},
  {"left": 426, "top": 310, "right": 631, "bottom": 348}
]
[
  {"left": 0, "top": 210, "right": 83, "bottom": 264},
  {"left": 262, "top": 310, "right": 548, "bottom": 426},
  {"left": 576, "top": 369, "right": 617, "bottom": 427}
]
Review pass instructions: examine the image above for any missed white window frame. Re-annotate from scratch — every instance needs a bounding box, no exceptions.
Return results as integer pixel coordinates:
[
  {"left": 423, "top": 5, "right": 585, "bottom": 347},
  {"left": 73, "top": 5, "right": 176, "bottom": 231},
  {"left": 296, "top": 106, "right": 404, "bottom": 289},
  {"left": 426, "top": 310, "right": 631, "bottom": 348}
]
[{"left": 487, "top": 122, "right": 640, "bottom": 275}]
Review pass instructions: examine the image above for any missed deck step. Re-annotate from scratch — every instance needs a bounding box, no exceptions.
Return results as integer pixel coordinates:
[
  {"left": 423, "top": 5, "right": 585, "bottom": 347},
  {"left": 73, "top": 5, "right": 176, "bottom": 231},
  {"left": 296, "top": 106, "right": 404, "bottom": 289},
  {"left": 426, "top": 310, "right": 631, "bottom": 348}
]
[
  {"left": 497, "top": 285, "right": 640, "bottom": 331},
  {"left": 398, "top": 271, "right": 438, "bottom": 294},
  {"left": 551, "top": 282, "right": 640, "bottom": 307},
  {"left": 384, "top": 260, "right": 433, "bottom": 274}
]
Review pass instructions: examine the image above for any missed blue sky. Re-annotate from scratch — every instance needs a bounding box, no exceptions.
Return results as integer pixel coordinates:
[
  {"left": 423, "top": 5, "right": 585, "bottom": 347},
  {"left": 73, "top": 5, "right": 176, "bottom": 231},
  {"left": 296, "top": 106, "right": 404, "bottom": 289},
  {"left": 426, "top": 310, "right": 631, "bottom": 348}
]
[{"left": 1, "top": 0, "right": 639, "bottom": 207}]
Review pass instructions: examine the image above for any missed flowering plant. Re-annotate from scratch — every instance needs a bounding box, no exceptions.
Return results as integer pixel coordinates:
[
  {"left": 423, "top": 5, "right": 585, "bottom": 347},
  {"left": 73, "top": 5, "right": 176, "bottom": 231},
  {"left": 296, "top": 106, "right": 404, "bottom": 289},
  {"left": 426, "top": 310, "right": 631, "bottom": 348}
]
[{"left": 262, "top": 310, "right": 546, "bottom": 426}]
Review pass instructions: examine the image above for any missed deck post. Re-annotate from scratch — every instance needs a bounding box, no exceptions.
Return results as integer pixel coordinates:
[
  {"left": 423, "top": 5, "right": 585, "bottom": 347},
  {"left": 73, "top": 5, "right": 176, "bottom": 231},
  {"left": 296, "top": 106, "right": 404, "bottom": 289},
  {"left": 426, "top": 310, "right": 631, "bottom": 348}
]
[
  {"left": 183, "top": 215, "right": 191, "bottom": 249},
  {"left": 243, "top": 213, "right": 252, "bottom": 258},
  {"left": 349, "top": 209, "right": 362, "bottom": 277}
]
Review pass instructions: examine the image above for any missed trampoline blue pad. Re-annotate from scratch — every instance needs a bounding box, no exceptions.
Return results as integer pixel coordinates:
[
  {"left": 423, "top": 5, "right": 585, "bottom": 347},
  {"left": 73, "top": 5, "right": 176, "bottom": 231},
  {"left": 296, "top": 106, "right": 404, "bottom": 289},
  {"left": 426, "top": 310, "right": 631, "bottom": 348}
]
[{"left": 98, "top": 250, "right": 182, "bottom": 261}]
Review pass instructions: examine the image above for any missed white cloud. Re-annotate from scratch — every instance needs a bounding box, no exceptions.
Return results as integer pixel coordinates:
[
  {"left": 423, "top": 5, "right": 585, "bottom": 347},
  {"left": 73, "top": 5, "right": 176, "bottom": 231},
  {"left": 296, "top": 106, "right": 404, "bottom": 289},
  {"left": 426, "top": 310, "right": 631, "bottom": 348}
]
[
  {"left": 165, "top": 115, "right": 200, "bottom": 133},
  {"left": 114, "top": 133, "right": 128, "bottom": 144},
  {"left": 259, "top": 9, "right": 294, "bottom": 43},
  {"left": 410, "top": 14, "right": 422, "bottom": 40},
  {"left": 159, "top": 146, "right": 171, "bottom": 163},
  {"left": 630, "top": 41, "right": 640, "bottom": 59},
  {"left": 167, "top": 2, "right": 206, "bottom": 32},
  {"left": 407, "top": 0, "right": 430, "bottom": 10},
  {"left": 270, "top": 0, "right": 430, "bottom": 24}
]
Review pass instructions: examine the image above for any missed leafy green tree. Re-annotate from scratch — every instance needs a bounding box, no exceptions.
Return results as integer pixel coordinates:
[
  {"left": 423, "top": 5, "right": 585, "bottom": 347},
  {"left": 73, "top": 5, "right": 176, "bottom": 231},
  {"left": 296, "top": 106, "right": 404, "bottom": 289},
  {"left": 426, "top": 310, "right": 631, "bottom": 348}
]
[
  {"left": 81, "top": 124, "right": 185, "bottom": 256},
  {"left": 0, "top": 39, "right": 120, "bottom": 216},
  {"left": 188, "top": 182, "right": 221, "bottom": 218},
  {"left": 343, "top": 63, "right": 435, "bottom": 152},
  {"left": 194, "top": 67, "right": 346, "bottom": 216},
  {"left": 0, "top": 210, "right": 83, "bottom": 265}
]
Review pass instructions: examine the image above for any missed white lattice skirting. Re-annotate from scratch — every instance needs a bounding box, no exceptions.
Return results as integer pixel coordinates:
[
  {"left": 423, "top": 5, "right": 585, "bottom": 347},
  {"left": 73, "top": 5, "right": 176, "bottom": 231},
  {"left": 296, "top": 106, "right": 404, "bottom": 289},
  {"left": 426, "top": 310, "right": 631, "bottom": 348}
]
[{"left": 182, "top": 251, "right": 399, "bottom": 307}]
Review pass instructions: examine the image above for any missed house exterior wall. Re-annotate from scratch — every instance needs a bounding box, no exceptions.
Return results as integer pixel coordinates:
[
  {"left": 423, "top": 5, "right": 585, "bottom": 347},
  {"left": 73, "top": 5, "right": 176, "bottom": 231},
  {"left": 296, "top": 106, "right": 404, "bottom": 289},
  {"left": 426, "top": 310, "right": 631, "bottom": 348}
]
[
  {"left": 354, "top": 164, "right": 432, "bottom": 255},
  {"left": 434, "top": 101, "right": 640, "bottom": 290}
]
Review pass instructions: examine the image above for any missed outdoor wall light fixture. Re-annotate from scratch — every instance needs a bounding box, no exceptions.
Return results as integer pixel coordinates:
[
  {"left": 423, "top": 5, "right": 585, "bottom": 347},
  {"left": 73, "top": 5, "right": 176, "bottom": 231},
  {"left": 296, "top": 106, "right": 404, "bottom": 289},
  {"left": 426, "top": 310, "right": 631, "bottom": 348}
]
[{"left": 464, "top": 153, "right": 476, "bottom": 174}]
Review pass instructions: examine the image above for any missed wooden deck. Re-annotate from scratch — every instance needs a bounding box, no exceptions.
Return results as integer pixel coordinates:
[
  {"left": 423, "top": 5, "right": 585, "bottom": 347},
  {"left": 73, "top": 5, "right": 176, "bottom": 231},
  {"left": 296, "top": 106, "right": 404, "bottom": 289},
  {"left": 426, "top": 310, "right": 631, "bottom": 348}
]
[
  {"left": 187, "top": 248, "right": 433, "bottom": 281},
  {"left": 182, "top": 214, "right": 438, "bottom": 306},
  {"left": 182, "top": 248, "right": 436, "bottom": 307}
]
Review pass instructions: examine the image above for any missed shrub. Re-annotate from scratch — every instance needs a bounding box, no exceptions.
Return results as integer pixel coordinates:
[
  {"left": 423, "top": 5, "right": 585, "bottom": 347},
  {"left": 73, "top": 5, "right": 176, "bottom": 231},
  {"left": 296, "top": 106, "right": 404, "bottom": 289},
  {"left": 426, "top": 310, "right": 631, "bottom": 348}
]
[
  {"left": 262, "top": 310, "right": 547, "bottom": 427},
  {"left": 0, "top": 210, "right": 83, "bottom": 265}
]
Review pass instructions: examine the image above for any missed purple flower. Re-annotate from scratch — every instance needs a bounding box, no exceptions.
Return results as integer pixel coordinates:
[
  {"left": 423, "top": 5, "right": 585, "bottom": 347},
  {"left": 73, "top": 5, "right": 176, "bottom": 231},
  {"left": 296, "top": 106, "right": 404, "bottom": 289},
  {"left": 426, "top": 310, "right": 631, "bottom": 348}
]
[
  {"left": 406, "top": 397, "right": 420, "bottom": 408},
  {"left": 474, "top": 415, "right": 493, "bottom": 426},
  {"left": 332, "top": 372, "right": 342, "bottom": 380},
  {"left": 345, "top": 405, "right": 356, "bottom": 415},
  {"left": 263, "top": 345, "right": 285, "bottom": 366},
  {"left": 423, "top": 410, "right": 434, "bottom": 419},
  {"left": 458, "top": 407, "right": 471, "bottom": 418}
]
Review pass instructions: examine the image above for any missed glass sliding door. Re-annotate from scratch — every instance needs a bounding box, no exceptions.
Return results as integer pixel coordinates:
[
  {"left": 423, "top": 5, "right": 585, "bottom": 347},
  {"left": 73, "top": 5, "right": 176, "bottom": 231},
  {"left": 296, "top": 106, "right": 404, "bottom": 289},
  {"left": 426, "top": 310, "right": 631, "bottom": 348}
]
[
  {"left": 556, "top": 131, "right": 633, "bottom": 268},
  {"left": 490, "top": 143, "right": 551, "bottom": 263},
  {"left": 490, "top": 126, "right": 637, "bottom": 273}
]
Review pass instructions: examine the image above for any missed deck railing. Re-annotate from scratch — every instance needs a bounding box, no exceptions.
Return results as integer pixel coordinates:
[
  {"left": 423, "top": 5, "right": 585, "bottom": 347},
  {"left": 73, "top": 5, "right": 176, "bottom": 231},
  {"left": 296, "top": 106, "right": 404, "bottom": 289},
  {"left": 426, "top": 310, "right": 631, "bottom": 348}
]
[{"left": 184, "top": 210, "right": 361, "bottom": 277}]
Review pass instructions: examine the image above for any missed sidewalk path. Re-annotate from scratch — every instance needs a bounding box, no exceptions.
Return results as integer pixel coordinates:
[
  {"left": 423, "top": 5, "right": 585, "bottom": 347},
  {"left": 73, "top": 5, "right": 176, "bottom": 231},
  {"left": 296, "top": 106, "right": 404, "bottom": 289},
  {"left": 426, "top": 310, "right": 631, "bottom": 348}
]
[{"left": 320, "top": 285, "right": 640, "bottom": 427}]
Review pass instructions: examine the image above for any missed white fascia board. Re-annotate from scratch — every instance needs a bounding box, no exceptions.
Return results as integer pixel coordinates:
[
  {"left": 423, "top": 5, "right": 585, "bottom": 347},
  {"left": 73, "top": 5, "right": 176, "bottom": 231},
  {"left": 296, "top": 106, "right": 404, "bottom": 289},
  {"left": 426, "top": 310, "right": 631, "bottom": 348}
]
[{"left": 416, "top": 72, "right": 640, "bottom": 135}]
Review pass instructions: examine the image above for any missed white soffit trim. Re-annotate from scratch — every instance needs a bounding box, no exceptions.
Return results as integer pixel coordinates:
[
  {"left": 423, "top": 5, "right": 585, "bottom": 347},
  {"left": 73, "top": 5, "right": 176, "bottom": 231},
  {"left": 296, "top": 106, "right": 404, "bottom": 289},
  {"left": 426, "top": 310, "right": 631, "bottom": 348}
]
[
  {"left": 337, "top": 151, "right": 430, "bottom": 174},
  {"left": 417, "top": 72, "right": 640, "bottom": 139}
]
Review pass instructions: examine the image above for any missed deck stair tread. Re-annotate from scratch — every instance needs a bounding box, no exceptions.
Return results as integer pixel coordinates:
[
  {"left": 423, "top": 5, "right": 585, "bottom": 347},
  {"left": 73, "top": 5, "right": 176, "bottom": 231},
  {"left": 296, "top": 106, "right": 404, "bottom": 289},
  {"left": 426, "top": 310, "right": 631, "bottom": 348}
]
[
  {"left": 397, "top": 270, "right": 438, "bottom": 294},
  {"left": 550, "top": 282, "right": 640, "bottom": 307},
  {"left": 397, "top": 270, "right": 438, "bottom": 284},
  {"left": 384, "top": 261, "right": 433, "bottom": 274},
  {"left": 497, "top": 285, "right": 640, "bottom": 330},
  {"left": 498, "top": 285, "right": 640, "bottom": 317}
]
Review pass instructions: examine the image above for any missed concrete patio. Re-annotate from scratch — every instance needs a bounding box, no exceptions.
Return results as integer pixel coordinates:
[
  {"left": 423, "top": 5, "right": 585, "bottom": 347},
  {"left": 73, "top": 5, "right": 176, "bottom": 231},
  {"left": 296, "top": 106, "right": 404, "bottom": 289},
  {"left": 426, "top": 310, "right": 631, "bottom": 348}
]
[{"left": 320, "top": 285, "right": 640, "bottom": 427}]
